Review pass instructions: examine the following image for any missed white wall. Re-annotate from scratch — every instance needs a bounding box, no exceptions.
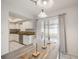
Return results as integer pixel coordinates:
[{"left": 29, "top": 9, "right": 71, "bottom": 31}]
[
  {"left": 1, "top": 1, "right": 9, "bottom": 55},
  {"left": 9, "top": 23, "right": 16, "bottom": 29},
  {"left": 48, "top": 5, "right": 78, "bottom": 56}
]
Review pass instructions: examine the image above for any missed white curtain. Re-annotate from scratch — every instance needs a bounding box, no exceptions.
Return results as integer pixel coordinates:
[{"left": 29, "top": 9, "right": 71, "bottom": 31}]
[{"left": 59, "top": 14, "right": 67, "bottom": 54}]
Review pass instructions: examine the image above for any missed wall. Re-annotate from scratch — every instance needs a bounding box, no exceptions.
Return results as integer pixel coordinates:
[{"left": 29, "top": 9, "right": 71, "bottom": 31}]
[
  {"left": 9, "top": 23, "right": 16, "bottom": 29},
  {"left": 48, "top": 5, "right": 78, "bottom": 56},
  {"left": 1, "top": 0, "right": 9, "bottom": 55}
]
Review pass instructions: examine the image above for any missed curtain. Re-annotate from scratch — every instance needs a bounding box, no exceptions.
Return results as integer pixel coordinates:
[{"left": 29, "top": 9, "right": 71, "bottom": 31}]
[{"left": 59, "top": 14, "right": 67, "bottom": 54}]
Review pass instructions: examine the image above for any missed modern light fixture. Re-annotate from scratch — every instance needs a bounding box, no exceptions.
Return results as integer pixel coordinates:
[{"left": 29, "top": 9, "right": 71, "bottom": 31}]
[
  {"left": 42, "top": 0, "right": 48, "bottom": 5},
  {"left": 30, "top": 0, "right": 38, "bottom": 5},
  {"left": 31, "top": 0, "right": 54, "bottom": 8},
  {"left": 37, "top": 0, "right": 54, "bottom": 9},
  {"left": 31, "top": 0, "right": 54, "bottom": 18},
  {"left": 38, "top": 9, "right": 47, "bottom": 18}
]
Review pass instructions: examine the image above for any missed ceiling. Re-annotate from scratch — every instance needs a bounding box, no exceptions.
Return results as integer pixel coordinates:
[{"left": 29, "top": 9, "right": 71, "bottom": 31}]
[{"left": 5, "top": 0, "right": 77, "bottom": 19}]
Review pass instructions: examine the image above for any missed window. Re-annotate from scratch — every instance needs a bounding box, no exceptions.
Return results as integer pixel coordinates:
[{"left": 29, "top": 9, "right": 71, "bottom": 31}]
[{"left": 40, "top": 17, "right": 59, "bottom": 43}]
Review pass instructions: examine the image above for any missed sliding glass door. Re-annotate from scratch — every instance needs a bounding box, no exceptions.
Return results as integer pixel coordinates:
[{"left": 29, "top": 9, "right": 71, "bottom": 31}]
[{"left": 39, "top": 16, "right": 59, "bottom": 44}]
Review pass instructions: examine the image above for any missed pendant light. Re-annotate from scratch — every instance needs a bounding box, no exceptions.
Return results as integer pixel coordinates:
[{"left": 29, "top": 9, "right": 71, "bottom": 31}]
[{"left": 38, "top": 9, "right": 47, "bottom": 18}]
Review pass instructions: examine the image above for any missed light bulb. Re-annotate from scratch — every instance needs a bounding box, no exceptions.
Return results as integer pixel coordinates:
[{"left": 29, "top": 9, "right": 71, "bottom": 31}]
[
  {"left": 43, "top": 1, "right": 47, "bottom": 5},
  {"left": 38, "top": 11, "right": 47, "bottom": 18}
]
